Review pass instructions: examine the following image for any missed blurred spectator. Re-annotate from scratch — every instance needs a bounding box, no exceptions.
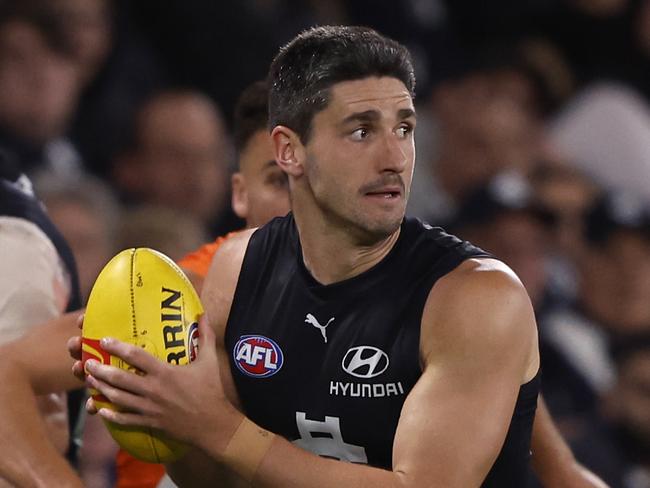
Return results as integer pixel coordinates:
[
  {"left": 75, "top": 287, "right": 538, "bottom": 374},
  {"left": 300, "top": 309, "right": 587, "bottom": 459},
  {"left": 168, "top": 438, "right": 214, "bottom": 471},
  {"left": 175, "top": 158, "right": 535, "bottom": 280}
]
[
  {"left": 604, "top": 337, "right": 650, "bottom": 488},
  {"left": 530, "top": 163, "right": 601, "bottom": 305},
  {"left": 408, "top": 39, "right": 572, "bottom": 225},
  {"left": 50, "top": 0, "right": 112, "bottom": 86},
  {"left": 35, "top": 174, "right": 120, "bottom": 302},
  {"left": 57, "top": 0, "right": 167, "bottom": 177},
  {"left": 539, "top": 191, "right": 650, "bottom": 485},
  {"left": 530, "top": 163, "right": 600, "bottom": 263},
  {"left": 0, "top": 0, "right": 83, "bottom": 179},
  {"left": 111, "top": 89, "right": 239, "bottom": 237},
  {"left": 579, "top": 192, "right": 650, "bottom": 335},
  {"left": 550, "top": 82, "right": 650, "bottom": 201},
  {"left": 116, "top": 205, "right": 208, "bottom": 263}
]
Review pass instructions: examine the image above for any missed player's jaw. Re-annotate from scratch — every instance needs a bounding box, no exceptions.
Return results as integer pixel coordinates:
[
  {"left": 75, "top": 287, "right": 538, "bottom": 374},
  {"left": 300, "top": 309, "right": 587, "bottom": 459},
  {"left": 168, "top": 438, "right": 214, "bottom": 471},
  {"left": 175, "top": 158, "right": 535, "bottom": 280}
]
[{"left": 339, "top": 176, "right": 407, "bottom": 240}]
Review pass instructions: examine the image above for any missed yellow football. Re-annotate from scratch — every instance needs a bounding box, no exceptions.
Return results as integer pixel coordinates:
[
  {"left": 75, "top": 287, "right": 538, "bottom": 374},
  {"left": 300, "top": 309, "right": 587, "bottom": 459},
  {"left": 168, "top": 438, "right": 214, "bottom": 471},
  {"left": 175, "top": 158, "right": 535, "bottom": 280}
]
[{"left": 81, "top": 248, "right": 203, "bottom": 463}]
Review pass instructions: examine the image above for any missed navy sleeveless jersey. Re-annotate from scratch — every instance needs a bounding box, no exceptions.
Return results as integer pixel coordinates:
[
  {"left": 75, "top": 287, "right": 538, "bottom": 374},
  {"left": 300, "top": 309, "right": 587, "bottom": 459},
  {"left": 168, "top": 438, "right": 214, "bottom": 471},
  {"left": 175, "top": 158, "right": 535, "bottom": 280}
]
[{"left": 225, "top": 213, "right": 539, "bottom": 486}]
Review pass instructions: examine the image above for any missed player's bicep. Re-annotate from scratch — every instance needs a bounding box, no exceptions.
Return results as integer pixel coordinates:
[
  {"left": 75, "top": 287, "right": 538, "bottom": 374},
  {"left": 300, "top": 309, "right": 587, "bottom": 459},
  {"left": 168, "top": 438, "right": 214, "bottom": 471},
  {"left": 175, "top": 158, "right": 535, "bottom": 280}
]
[
  {"left": 392, "top": 260, "right": 538, "bottom": 487},
  {"left": 200, "top": 230, "right": 255, "bottom": 410},
  {"left": 392, "top": 361, "right": 522, "bottom": 487}
]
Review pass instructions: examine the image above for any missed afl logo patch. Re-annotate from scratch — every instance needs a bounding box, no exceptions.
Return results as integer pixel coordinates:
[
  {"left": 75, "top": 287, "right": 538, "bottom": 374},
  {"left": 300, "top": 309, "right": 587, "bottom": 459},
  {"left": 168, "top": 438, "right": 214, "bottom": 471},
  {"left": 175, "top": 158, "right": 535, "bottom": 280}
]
[
  {"left": 233, "top": 335, "right": 284, "bottom": 378},
  {"left": 187, "top": 322, "right": 199, "bottom": 363}
]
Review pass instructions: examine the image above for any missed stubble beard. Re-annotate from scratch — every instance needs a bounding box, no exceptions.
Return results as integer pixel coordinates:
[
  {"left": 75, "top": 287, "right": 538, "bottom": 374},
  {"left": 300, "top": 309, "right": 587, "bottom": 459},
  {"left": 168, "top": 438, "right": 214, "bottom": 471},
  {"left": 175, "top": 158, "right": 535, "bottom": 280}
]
[{"left": 305, "top": 155, "right": 405, "bottom": 245}]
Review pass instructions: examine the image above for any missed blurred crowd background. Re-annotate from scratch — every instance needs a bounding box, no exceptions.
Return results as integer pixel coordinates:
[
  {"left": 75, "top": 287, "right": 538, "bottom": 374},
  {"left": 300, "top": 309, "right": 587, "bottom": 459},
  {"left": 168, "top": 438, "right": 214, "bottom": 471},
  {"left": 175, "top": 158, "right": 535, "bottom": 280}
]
[{"left": 1, "top": 0, "right": 649, "bottom": 487}]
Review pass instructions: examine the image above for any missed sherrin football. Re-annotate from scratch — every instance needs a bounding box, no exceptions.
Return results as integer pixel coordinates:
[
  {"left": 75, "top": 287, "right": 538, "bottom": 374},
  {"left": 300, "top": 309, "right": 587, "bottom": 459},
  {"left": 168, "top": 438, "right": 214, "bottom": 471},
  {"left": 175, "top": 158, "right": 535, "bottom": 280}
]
[{"left": 81, "top": 248, "right": 203, "bottom": 463}]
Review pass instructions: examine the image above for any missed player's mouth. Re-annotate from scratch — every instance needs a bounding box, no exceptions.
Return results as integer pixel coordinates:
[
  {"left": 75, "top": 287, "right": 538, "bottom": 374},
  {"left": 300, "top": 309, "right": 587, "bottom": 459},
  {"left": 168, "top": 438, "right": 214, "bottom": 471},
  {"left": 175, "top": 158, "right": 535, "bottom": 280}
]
[{"left": 364, "top": 186, "right": 402, "bottom": 200}]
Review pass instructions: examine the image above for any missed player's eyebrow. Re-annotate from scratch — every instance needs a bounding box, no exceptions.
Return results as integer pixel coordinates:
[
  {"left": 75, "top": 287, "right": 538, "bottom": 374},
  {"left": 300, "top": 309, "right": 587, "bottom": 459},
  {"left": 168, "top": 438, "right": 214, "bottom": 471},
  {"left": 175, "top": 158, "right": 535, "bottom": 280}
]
[
  {"left": 341, "top": 110, "right": 380, "bottom": 125},
  {"left": 341, "top": 108, "right": 416, "bottom": 126},
  {"left": 397, "top": 108, "right": 416, "bottom": 120}
]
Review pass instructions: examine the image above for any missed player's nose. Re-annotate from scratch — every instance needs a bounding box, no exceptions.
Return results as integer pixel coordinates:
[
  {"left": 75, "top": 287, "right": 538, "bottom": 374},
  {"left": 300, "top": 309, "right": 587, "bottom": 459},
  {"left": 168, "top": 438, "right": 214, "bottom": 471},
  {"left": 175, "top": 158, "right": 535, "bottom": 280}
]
[{"left": 379, "top": 133, "right": 408, "bottom": 173}]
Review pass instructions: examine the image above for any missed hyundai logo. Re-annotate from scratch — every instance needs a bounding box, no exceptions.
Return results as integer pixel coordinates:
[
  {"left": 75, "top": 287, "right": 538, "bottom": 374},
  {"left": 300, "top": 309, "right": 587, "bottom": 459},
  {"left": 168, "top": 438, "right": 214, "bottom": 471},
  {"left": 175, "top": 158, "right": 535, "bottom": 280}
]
[{"left": 342, "top": 346, "right": 389, "bottom": 378}]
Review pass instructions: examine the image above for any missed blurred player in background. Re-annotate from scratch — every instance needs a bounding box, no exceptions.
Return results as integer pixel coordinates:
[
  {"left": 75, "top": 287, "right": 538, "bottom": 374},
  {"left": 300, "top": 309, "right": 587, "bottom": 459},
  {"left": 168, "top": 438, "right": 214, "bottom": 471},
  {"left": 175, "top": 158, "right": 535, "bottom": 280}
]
[{"left": 0, "top": 151, "right": 83, "bottom": 484}]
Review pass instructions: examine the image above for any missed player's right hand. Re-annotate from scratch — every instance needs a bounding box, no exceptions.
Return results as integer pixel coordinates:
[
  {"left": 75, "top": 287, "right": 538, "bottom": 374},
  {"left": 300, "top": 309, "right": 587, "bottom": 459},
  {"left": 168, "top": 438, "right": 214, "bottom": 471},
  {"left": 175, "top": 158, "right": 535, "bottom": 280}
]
[
  {"left": 68, "top": 313, "right": 84, "bottom": 381},
  {"left": 67, "top": 313, "right": 99, "bottom": 415}
]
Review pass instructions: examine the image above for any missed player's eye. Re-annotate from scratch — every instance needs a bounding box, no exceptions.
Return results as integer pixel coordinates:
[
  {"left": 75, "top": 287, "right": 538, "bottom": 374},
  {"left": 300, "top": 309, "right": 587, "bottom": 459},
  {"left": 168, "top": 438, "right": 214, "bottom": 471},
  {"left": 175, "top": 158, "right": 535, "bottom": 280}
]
[
  {"left": 396, "top": 124, "right": 413, "bottom": 138},
  {"left": 350, "top": 127, "right": 370, "bottom": 141}
]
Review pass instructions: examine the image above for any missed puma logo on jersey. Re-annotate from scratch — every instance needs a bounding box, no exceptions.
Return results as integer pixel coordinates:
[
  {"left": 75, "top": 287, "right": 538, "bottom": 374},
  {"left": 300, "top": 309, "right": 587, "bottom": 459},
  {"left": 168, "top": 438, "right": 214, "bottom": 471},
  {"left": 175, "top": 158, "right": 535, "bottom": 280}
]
[{"left": 305, "top": 313, "right": 335, "bottom": 343}]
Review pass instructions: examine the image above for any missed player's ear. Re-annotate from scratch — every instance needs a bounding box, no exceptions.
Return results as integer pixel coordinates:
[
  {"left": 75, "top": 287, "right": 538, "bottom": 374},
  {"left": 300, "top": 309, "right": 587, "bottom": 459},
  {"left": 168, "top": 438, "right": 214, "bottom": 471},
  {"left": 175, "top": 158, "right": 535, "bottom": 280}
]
[
  {"left": 271, "top": 126, "right": 305, "bottom": 177},
  {"left": 231, "top": 172, "right": 248, "bottom": 219}
]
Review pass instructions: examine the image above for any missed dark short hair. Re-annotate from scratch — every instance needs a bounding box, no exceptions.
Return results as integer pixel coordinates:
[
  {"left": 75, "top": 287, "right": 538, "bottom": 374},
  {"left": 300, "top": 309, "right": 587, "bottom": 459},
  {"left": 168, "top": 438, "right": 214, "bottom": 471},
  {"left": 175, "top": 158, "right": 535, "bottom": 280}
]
[
  {"left": 268, "top": 25, "right": 415, "bottom": 143},
  {"left": 233, "top": 80, "right": 269, "bottom": 154}
]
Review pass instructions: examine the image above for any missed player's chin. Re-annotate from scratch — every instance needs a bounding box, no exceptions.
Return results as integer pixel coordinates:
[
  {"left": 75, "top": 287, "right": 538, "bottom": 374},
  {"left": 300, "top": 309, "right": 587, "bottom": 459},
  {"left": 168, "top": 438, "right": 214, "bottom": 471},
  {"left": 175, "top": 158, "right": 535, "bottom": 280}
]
[
  {"left": 359, "top": 212, "right": 403, "bottom": 240},
  {"left": 372, "top": 203, "right": 405, "bottom": 228}
]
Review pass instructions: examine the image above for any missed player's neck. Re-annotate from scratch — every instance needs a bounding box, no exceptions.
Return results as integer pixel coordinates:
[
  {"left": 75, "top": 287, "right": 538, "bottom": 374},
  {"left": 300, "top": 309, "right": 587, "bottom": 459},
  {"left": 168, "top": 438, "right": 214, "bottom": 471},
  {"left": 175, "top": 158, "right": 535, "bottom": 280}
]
[{"left": 293, "top": 210, "right": 400, "bottom": 286}]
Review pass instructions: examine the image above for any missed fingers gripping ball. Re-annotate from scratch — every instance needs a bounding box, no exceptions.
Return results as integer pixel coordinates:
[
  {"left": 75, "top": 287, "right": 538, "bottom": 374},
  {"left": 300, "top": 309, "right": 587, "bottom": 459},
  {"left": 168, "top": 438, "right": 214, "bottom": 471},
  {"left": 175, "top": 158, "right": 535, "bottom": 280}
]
[{"left": 82, "top": 248, "right": 203, "bottom": 463}]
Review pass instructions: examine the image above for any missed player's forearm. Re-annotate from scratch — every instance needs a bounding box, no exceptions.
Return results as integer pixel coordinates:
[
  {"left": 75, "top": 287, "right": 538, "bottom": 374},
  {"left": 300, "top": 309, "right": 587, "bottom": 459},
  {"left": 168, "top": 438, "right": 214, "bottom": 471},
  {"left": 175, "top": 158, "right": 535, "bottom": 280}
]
[
  {"left": 0, "top": 363, "right": 82, "bottom": 487},
  {"left": 531, "top": 399, "right": 609, "bottom": 488},
  {"left": 254, "top": 437, "right": 406, "bottom": 488},
  {"left": 531, "top": 403, "right": 576, "bottom": 485},
  {"left": 197, "top": 415, "right": 407, "bottom": 488},
  {"left": 166, "top": 450, "right": 249, "bottom": 488}
]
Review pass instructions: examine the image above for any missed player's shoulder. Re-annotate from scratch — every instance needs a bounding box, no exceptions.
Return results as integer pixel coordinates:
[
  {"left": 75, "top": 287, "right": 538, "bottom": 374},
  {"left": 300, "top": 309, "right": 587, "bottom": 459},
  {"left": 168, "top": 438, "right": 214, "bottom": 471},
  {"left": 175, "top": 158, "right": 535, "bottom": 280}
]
[
  {"left": 200, "top": 229, "right": 257, "bottom": 340},
  {"left": 204, "top": 228, "right": 256, "bottom": 286},
  {"left": 0, "top": 216, "right": 54, "bottom": 251},
  {"left": 433, "top": 258, "right": 534, "bottom": 334},
  {"left": 422, "top": 258, "right": 536, "bottom": 361},
  {"left": 214, "top": 228, "right": 256, "bottom": 258},
  {"left": 436, "top": 257, "right": 527, "bottom": 303},
  {"left": 0, "top": 216, "right": 62, "bottom": 280},
  {"left": 212, "top": 213, "right": 293, "bottom": 261}
]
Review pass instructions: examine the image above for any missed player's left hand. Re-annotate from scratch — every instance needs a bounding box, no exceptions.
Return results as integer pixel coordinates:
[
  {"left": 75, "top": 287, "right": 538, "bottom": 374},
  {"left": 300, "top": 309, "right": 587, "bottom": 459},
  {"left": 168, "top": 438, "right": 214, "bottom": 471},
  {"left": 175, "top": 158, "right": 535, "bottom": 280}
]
[{"left": 84, "top": 315, "right": 240, "bottom": 449}]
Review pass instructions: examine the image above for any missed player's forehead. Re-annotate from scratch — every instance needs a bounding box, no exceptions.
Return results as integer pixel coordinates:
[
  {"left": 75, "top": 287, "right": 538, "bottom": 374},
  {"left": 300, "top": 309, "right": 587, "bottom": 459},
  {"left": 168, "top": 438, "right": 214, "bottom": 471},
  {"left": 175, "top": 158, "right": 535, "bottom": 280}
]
[{"left": 326, "top": 77, "right": 415, "bottom": 120}]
